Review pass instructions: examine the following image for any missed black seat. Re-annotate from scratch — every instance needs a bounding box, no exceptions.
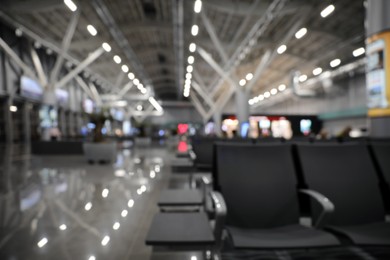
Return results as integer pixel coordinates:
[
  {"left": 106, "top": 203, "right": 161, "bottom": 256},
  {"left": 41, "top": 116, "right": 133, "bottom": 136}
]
[
  {"left": 215, "top": 143, "right": 339, "bottom": 249},
  {"left": 370, "top": 143, "right": 390, "bottom": 213},
  {"left": 296, "top": 143, "right": 390, "bottom": 245},
  {"left": 371, "top": 143, "right": 390, "bottom": 184},
  {"left": 191, "top": 136, "right": 221, "bottom": 170}
]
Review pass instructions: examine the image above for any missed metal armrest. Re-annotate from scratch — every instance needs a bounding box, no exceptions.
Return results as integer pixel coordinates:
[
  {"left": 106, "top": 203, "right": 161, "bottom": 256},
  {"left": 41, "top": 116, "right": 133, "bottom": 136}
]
[
  {"left": 299, "top": 189, "right": 334, "bottom": 228},
  {"left": 189, "top": 149, "right": 197, "bottom": 161},
  {"left": 210, "top": 191, "right": 227, "bottom": 248}
]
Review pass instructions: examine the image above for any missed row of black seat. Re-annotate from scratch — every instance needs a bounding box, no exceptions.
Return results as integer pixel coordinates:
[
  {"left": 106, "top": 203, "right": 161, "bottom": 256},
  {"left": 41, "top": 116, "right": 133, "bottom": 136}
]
[
  {"left": 212, "top": 142, "right": 390, "bottom": 249},
  {"left": 191, "top": 136, "right": 390, "bottom": 171}
]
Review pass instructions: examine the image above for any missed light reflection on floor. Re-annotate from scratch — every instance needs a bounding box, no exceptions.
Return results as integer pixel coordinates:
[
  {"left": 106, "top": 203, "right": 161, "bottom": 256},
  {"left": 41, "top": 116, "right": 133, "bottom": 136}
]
[{"left": 0, "top": 144, "right": 170, "bottom": 260}]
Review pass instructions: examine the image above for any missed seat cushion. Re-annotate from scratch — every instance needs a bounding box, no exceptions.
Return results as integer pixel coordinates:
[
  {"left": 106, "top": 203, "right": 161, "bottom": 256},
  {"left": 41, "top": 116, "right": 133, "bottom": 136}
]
[
  {"left": 327, "top": 222, "right": 390, "bottom": 245},
  {"left": 145, "top": 212, "right": 214, "bottom": 246},
  {"left": 158, "top": 189, "right": 203, "bottom": 207},
  {"left": 227, "top": 224, "right": 340, "bottom": 249}
]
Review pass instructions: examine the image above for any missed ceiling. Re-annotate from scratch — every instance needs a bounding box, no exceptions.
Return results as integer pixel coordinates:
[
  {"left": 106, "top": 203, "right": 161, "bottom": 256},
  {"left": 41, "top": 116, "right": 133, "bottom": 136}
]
[{"left": 0, "top": 0, "right": 365, "bottom": 107}]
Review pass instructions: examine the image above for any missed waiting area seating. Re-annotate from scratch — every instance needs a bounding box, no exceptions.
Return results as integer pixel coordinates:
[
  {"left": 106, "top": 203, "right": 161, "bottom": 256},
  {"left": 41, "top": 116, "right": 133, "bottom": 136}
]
[{"left": 146, "top": 136, "right": 390, "bottom": 258}]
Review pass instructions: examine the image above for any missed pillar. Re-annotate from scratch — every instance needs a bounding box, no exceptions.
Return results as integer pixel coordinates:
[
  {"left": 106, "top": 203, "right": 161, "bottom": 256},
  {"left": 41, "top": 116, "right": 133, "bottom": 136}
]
[
  {"left": 212, "top": 109, "right": 222, "bottom": 137},
  {"left": 366, "top": 0, "right": 390, "bottom": 137},
  {"left": 4, "top": 97, "right": 13, "bottom": 144},
  {"left": 235, "top": 88, "right": 250, "bottom": 137},
  {"left": 22, "top": 102, "right": 31, "bottom": 144}
]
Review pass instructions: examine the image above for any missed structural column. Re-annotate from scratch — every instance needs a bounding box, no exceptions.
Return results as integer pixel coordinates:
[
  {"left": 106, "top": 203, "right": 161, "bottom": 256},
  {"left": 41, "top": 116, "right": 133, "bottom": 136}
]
[
  {"left": 4, "top": 97, "right": 13, "bottom": 144},
  {"left": 22, "top": 102, "right": 31, "bottom": 144},
  {"left": 366, "top": 0, "right": 390, "bottom": 137},
  {"left": 212, "top": 109, "right": 222, "bottom": 137},
  {"left": 235, "top": 88, "right": 250, "bottom": 136}
]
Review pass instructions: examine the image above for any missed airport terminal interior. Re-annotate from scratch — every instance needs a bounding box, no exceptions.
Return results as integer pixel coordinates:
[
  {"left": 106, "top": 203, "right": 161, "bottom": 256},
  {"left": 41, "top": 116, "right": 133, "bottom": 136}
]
[{"left": 1, "top": 0, "right": 390, "bottom": 259}]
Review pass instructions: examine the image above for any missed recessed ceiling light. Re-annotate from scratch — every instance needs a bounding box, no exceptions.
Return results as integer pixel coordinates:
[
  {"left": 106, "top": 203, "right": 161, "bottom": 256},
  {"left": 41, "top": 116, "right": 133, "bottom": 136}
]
[
  {"left": 64, "top": 0, "right": 77, "bottom": 12},
  {"left": 121, "top": 65, "right": 129, "bottom": 73},
  {"left": 321, "top": 5, "right": 335, "bottom": 18},
  {"left": 264, "top": 92, "right": 271, "bottom": 98},
  {"left": 330, "top": 59, "right": 341, "bottom": 67},
  {"left": 113, "top": 222, "right": 120, "bottom": 230},
  {"left": 277, "top": 45, "right": 287, "bottom": 54},
  {"left": 186, "top": 65, "right": 193, "bottom": 73},
  {"left": 87, "top": 25, "right": 97, "bottom": 36},
  {"left": 189, "top": 43, "right": 196, "bottom": 52},
  {"left": 113, "top": 55, "right": 121, "bottom": 64},
  {"left": 37, "top": 237, "right": 48, "bottom": 248},
  {"left": 188, "top": 56, "right": 195, "bottom": 64},
  {"left": 246, "top": 73, "right": 253, "bottom": 81},
  {"left": 299, "top": 74, "right": 308, "bottom": 82},
  {"left": 313, "top": 67, "right": 323, "bottom": 76},
  {"left": 239, "top": 79, "right": 246, "bottom": 86},
  {"left": 101, "top": 236, "right": 110, "bottom": 246},
  {"left": 191, "top": 25, "right": 199, "bottom": 36},
  {"left": 128, "top": 72, "right": 134, "bottom": 80},
  {"left": 102, "top": 42, "right": 111, "bottom": 52},
  {"left": 352, "top": 47, "right": 365, "bottom": 57},
  {"left": 278, "top": 84, "right": 286, "bottom": 91},
  {"left": 194, "top": 0, "right": 202, "bottom": 13},
  {"left": 270, "top": 88, "right": 278, "bottom": 95},
  {"left": 295, "top": 28, "right": 307, "bottom": 39}
]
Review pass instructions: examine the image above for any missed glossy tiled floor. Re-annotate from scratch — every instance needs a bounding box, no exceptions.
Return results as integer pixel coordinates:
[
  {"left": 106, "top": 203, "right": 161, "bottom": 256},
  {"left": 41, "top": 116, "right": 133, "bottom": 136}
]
[{"left": 0, "top": 143, "right": 172, "bottom": 260}]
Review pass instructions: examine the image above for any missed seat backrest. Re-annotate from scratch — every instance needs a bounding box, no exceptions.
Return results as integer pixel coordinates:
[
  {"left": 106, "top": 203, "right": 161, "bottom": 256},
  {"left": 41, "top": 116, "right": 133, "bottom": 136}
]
[
  {"left": 215, "top": 143, "right": 300, "bottom": 229},
  {"left": 371, "top": 143, "right": 390, "bottom": 184},
  {"left": 297, "top": 144, "right": 385, "bottom": 226},
  {"left": 192, "top": 136, "right": 221, "bottom": 169}
]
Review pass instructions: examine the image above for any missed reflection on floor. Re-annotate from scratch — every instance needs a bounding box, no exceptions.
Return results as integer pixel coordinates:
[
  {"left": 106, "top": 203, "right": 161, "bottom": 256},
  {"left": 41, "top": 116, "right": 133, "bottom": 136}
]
[
  {"left": 1, "top": 143, "right": 390, "bottom": 260},
  {"left": 0, "top": 143, "right": 170, "bottom": 260}
]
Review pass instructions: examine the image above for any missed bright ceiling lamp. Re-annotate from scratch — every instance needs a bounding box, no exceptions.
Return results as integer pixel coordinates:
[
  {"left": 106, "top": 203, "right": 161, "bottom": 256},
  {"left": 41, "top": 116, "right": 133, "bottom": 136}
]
[
  {"left": 133, "top": 78, "right": 140, "bottom": 85},
  {"left": 270, "top": 88, "right": 278, "bottom": 95},
  {"left": 313, "top": 67, "right": 323, "bottom": 75},
  {"left": 87, "top": 25, "right": 97, "bottom": 36},
  {"left": 353, "top": 47, "right": 365, "bottom": 57},
  {"left": 277, "top": 44, "right": 287, "bottom": 54},
  {"left": 121, "top": 65, "right": 129, "bottom": 73},
  {"left": 248, "top": 99, "right": 254, "bottom": 105},
  {"left": 264, "top": 91, "right": 271, "bottom": 98},
  {"left": 187, "top": 65, "right": 193, "bottom": 73},
  {"left": 258, "top": 94, "right": 264, "bottom": 100},
  {"left": 186, "top": 73, "right": 192, "bottom": 79},
  {"left": 239, "top": 79, "right": 246, "bottom": 86},
  {"left": 246, "top": 73, "right": 253, "bottom": 81},
  {"left": 149, "top": 97, "right": 163, "bottom": 112},
  {"left": 299, "top": 74, "right": 308, "bottom": 82},
  {"left": 194, "top": 0, "right": 202, "bottom": 13},
  {"left": 113, "top": 55, "right": 121, "bottom": 64},
  {"left": 37, "top": 237, "right": 48, "bottom": 248},
  {"left": 189, "top": 43, "right": 196, "bottom": 52},
  {"left": 128, "top": 72, "right": 134, "bottom": 80},
  {"left": 188, "top": 56, "right": 195, "bottom": 64},
  {"left": 330, "top": 58, "right": 341, "bottom": 67},
  {"left": 64, "top": 0, "right": 77, "bottom": 12},
  {"left": 278, "top": 84, "right": 286, "bottom": 91},
  {"left": 191, "top": 25, "right": 199, "bottom": 36},
  {"left": 102, "top": 42, "right": 111, "bottom": 52},
  {"left": 295, "top": 28, "right": 307, "bottom": 39},
  {"left": 321, "top": 5, "right": 335, "bottom": 18}
]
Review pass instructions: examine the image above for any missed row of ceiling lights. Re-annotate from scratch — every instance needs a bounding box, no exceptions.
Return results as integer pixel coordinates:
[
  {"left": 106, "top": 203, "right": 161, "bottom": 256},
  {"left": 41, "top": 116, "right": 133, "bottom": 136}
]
[
  {"left": 248, "top": 4, "right": 366, "bottom": 106},
  {"left": 63, "top": 0, "right": 149, "bottom": 96},
  {"left": 183, "top": 0, "right": 202, "bottom": 97}
]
